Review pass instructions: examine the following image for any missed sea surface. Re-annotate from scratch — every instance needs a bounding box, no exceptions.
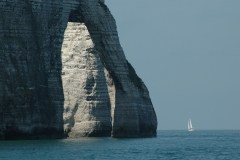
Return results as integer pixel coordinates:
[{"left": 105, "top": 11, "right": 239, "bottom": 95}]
[{"left": 0, "top": 130, "right": 240, "bottom": 160}]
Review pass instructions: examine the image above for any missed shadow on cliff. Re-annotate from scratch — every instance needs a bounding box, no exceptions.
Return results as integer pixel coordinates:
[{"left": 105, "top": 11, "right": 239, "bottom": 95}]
[{"left": 0, "top": 1, "right": 65, "bottom": 140}]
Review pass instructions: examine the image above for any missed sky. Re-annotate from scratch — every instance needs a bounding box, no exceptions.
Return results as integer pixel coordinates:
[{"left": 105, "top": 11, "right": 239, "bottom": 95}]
[{"left": 106, "top": 0, "right": 240, "bottom": 130}]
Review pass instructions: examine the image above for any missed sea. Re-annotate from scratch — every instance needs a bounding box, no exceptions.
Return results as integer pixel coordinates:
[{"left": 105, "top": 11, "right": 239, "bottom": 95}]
[{"left": 0, "top": 130, "right": 240, "bottom": 160}]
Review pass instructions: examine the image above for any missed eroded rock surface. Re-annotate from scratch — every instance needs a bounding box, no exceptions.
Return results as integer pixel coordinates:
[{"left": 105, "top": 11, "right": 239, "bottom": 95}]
[
  {"left": 0, "top": 0, "right": 157, "bottom": 139},
  {"left": 0, "top": 0, "right": 67, "bottom": 139},
  {"left": 62, "top": 22, "right": 112, "bottom": 137}
]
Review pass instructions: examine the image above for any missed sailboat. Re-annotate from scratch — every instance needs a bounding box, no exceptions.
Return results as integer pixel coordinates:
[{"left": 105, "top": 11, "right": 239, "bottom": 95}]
[{"left": 188, "top": 119, "right": 194, "bottom": 132}]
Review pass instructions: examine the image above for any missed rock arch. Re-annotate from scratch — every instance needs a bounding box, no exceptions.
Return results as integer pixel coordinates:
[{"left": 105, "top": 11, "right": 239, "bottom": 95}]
[{"left": 0, "top": 0, "right": 157, "bottom": 139}]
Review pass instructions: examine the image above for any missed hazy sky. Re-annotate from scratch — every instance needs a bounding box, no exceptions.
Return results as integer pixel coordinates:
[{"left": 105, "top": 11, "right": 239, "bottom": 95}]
[{"left": 106, "top": 0, "right": 240, "bottom": 130}]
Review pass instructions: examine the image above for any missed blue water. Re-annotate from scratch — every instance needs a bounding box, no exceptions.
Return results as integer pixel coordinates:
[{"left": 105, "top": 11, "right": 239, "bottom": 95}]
[{"left": 1, "top": 130, "right": 240, "bottom": 160}]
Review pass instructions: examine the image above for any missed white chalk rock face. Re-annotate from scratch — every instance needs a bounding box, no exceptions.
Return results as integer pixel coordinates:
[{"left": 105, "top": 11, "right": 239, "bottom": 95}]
[{"left": 62, "top": 22, "right": 111, "bottom": 137}]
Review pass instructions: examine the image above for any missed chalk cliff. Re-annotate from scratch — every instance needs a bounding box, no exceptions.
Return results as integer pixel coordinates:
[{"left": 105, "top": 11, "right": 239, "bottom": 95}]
[{"left": 0, "top": 0, "right": 157, "bottom": 139}]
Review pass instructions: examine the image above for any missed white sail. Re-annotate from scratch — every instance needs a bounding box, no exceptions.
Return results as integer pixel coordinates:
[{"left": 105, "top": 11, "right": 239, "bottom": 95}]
[
  {"left": 188, "top": 119, "right": 194, "bottom": 131},
  {"left": 188, "top": 119, "right": 191, "bottom": 131},
  {"left": 189, "top": 119, "right": 193, "bottom": 128}
]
